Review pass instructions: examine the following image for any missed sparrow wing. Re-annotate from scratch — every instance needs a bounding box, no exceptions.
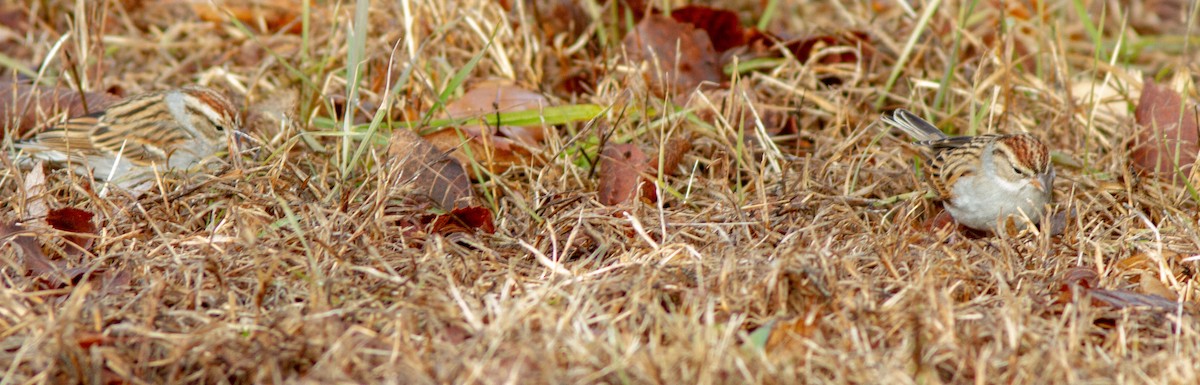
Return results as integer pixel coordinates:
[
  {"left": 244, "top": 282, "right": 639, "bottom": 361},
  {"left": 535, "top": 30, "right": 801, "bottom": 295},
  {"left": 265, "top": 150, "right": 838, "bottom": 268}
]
[
  {"left": 23, "top": 112, "right": 182, "bottom": 167},
  {"left": 14, "top": 113, "right": 105, "bottom": 163},
  {"left": 921, "top": 135, "right": 1004, "bottom": 201}
]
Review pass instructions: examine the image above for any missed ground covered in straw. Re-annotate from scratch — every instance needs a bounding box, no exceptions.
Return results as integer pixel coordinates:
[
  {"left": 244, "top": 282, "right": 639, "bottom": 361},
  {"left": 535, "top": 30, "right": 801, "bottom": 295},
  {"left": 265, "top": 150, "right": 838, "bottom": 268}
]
[{"left": 2, "top": 0, "right": 1200, "bottom": 384}]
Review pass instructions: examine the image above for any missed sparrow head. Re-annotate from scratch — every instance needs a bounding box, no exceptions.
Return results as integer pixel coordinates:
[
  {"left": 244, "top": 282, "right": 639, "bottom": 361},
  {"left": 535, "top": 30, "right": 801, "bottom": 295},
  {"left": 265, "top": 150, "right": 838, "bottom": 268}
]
[
  {"left": 995, "top": 134, "right": 1053, "bottom": 193},
  {"left": 169, "top": 86, "right": 242, "bottom": 143}
]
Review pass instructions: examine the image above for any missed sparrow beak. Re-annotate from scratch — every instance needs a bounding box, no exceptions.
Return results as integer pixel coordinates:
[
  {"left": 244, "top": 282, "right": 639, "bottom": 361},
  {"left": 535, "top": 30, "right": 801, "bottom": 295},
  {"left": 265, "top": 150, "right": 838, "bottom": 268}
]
[{"left": 1033, "top": 171, "right": 1054, "bottom": 193}]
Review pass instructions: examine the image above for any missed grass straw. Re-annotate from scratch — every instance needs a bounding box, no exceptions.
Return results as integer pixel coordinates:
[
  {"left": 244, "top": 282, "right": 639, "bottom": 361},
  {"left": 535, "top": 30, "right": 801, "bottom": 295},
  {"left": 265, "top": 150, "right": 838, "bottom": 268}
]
[{"left": 875, "top": 0, "right": 941, "bottom": 109}]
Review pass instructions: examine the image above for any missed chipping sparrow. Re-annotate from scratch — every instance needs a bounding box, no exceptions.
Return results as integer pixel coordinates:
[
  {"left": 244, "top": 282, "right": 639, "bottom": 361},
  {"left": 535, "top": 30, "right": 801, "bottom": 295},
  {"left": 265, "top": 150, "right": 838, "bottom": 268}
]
[
  {"left": 13, "top": 86, "right": 240, "bottom": 182},
  {"left": 881, "top": 109, "right": 1054, "bottom": 232}
]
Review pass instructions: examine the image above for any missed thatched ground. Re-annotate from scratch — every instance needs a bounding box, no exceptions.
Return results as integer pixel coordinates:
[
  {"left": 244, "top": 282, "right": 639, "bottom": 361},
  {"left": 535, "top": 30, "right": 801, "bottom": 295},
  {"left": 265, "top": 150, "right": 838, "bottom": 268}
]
[{"left": 2, "top": 0, "right": 1199, "bottom": 383}]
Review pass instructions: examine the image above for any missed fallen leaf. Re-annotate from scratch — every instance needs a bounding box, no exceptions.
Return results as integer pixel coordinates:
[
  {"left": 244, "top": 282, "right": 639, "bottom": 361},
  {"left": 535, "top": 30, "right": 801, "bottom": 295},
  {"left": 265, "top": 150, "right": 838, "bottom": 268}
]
[
  {"left": 598, "top": 143, "right": 650, "bottom": 205},
  {"left": 1131, "top": 78, "right": 1200, "bottom": 184},
  {"left": 387, "top": 128, "right": 475, "bottom": 210},
  {"left": 623, "top": 15, "right": 722, "bottom": 96},
  {"left": 443, "top": 82, "right": 549, "bottom": 145},
  {"left": 0, "top": 222, "right": 53, "bottom": 275},
  {"left": 421, "top": 127, "right": 530, "bottom": 175},
  {"left": 22, "top": 161, "right": 47, "bottom": 219},
  {"left": 0, "top": 5, "right": 28, "bottom": 36},
  {"left": 1137, "top": 271, "right": 1178, "bottom": 302},
  {"left": 1047, "top": 207, "right": 1075, "bottom": 237},
  {"left": 501, "top": 0, "right": 589, "bottom": 42},
  {"left": 192, "top": 0, "right": 303, "bottom": 34},
  {"left": 440, "top": 323, "right": 473, "bottom": 344},
  {"left": 782, "top": 31, "right": 873, "bottom": 65},
  {"left": 763, "top": 316, "right": 817, "bottom": 355},
  {"left": 46, "top": 207, "right": 97, "bottom": 254},
  {"left": 429, "top": 206, "right": 496, "bottom": 235},
  {"left": 640, "top": 137, "right": 693, "bottom": 202},
  {"left": 0, "top": 6, "right": 30, "bottom": 60},
  {"left": 670, "top": 6, "right": 746, "bottom": 52},
  {"left": 1057, "top": 267, "right": 1186, "bottom": 312},
  {"left": 75, "top": 331, "right": 115, "bottom": 349},
  {"left": 0, "top": 82, "right": 120, "bottom": 140},
  {"left": 923, "top": 208, "right": 956, "bottom": 232},
  {"left": 1061, "top": 267, "right": 1100, "bottom": 289}
]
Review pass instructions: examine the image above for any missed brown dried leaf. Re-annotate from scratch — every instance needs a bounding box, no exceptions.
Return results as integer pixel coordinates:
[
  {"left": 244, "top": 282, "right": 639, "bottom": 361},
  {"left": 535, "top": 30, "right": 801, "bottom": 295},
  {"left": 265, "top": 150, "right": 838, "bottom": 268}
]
[
  {"left": 76, "top": 331, "right": 115, "bottom": 349},
  {"left": 0, "top": 5, "right": 28, "bottom": 35},
  {"left": 0, "top": 222, "right": 53, "bottom": 275},
  {"left": 0, "top": 82, "right": 120, "bottom": 140},
  {"left": 22, "top": 161, "right": 47, "bottom": 218},
  {"left": 640, "top": 137, "right": 693, "bottom": 202},
  {"left": 1131, "top": 79, "right": 1200, "bottom": 184},
  {"left": 1060, "top": 267, "right": 1100, "bottom": 289},
  {"left": 1138, "top": 272, "right": 1178, "bottom": 302},
  {"left": 622, "top": 15, "right": 722, "bottom": 96},
  {"left": 387, "top": 128, "right": 475, "bottom": 211},
  {"left": 598, "top": 143, "right": 650, "bottom": 206},
  {"left": 502, "top": 0, "right": 590, "bottom": 45},
  {"left": 1047, "top": 208, "right": 1073, "bottom": 237},
  {"left": 1057, "top": 267, "right": 1185, "bottom": 312}
]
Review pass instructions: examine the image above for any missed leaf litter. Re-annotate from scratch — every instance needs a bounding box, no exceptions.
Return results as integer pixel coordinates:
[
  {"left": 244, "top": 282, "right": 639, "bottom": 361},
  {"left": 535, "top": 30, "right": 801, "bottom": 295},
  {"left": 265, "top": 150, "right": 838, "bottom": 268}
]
[{"left": 0, "top": 1, "right": 1198, "bottom": 384}]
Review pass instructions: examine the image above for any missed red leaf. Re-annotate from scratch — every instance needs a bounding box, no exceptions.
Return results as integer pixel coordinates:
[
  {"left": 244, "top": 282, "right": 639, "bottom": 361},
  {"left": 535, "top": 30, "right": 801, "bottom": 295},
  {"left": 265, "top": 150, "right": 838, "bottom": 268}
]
[
  {"left": 670, "top": 6, "right": 746, "bottom": 52},
  {"left": 46, "top": 207, "right": 96, "bottom": 233},
  {"left": 1131, "top": 79, "right": 1200, "bottom": 184},
  {"left": 784, "top": 31, "right": 873, "bottom": 64},
  {"left": 598, "top": 143, "right": 651, "bottom": 205},
  {"left": 47, "top": 207, "right": 97, "bottom": 255},
  {"left": 429, "top": 206, "right": 496, "bottom": 235},
  {"left": 76, "top": 331, "right": 114, "bottom": 349}
]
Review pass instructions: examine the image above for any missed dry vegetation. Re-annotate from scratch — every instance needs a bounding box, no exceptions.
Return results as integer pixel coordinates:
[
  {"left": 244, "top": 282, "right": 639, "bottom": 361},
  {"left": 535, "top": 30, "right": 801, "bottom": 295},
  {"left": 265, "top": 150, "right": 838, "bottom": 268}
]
[{"left": 2, "top": 0, "right": 1200, "bottom": 383}]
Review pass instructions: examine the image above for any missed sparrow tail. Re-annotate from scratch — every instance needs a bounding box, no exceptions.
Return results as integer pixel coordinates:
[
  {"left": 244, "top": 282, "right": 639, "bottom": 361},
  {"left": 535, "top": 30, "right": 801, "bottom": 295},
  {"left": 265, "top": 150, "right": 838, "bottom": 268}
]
[{"left": 881, "top": 109, "right": 947, "bottom": 142}]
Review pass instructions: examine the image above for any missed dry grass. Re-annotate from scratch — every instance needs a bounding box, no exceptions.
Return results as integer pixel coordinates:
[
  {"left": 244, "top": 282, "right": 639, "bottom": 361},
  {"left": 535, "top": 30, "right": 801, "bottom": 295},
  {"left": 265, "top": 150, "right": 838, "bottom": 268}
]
[{"left": 2, "top": 0, "right": 1200, "bottom": 383}]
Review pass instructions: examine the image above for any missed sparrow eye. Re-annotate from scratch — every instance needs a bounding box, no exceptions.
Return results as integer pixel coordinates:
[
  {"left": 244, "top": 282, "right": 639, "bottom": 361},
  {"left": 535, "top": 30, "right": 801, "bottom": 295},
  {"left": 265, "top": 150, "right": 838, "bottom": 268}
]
[
  {"left": 215, "top": 125, "right": 225, "bottom": 132},
  {"left": 1012, "top": 166, "right": 1024, "bottom": 176}
]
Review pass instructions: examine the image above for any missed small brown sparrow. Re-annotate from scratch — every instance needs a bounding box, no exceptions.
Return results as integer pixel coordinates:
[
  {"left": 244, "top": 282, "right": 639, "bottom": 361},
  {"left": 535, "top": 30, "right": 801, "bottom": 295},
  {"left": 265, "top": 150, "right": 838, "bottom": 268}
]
[
  {"left": 13, "top": 86, "right": 241, "bottom": 182},
  {"left": 882, "top": 109, "right": 1054, "bottom": 232}
]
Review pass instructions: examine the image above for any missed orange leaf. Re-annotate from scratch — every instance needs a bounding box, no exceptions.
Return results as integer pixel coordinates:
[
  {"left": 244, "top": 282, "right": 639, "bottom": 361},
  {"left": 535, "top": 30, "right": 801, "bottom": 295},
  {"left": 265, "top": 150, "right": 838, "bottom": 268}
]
[
  {"left": 192, "top": 0, "right": 303, "bottom": 34},
  {"left": 421, "top": 127, "right": 530, "bottom": 175},
  {"left": 443, "top": 82, "right": 548, "bottom": 144}
]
